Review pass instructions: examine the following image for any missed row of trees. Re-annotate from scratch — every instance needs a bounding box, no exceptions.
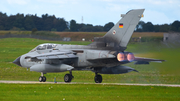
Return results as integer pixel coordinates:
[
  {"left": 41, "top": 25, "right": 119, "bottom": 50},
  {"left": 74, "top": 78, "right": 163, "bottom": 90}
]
[
  {"left": 0, "top": 12, "right": 68, "bottom": 31},
  {"left": 0, "top": 12, "right": 180, "bottom": 32},
  {"left": 136, "top": 21, "right": 180, "bottom": 32}
]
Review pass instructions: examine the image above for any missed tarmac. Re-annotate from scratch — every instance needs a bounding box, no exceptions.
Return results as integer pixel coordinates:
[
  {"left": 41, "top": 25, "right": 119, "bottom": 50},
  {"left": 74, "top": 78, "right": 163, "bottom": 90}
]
[{"left": 0, "top": 80, "right": 180, "bottom": 87}]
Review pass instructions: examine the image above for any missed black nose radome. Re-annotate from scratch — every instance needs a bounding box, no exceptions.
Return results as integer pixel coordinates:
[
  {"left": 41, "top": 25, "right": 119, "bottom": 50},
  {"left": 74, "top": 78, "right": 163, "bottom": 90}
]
[{"left": 13, "top": 56, "right": 22, "bottom": 67}]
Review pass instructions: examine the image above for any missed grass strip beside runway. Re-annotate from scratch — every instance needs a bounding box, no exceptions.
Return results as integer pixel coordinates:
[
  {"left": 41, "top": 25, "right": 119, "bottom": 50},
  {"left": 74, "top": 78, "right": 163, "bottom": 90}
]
[{"left": 0, "top": 83, "right": 180, "bottom": 101}]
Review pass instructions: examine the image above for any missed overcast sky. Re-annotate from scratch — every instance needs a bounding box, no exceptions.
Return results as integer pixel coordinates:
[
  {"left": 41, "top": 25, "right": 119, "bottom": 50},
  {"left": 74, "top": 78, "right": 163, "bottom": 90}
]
[{"left": 0, "top": 0, "right": 180, "bottom": 26}]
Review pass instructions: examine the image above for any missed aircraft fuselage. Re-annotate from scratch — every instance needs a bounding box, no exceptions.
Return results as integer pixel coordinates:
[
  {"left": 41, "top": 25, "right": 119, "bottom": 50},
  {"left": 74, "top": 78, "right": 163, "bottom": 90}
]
[{"left": 19, "top": 43, "right": 123, "bottom": 70}]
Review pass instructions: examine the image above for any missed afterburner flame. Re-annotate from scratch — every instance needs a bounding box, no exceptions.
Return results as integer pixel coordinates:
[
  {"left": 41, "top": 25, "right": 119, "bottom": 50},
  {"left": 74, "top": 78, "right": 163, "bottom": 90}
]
[
  {"left": 117, "top": 52, "right": 134, "bottom": 62},
  {"left": 117, "top": 53, "right": 125, "bottom": 62},
  {"left": 127, "top": 53, "right": 135, "bottom": 62}
]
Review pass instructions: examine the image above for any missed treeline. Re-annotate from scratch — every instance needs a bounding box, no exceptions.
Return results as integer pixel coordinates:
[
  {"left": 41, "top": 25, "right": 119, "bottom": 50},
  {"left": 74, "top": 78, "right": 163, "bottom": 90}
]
[
  {"left": 136, "top": 21, "right": 180, "bottom": 32},
  {"left": 0, "top": 12, "right": 180, "bottom": 32}
]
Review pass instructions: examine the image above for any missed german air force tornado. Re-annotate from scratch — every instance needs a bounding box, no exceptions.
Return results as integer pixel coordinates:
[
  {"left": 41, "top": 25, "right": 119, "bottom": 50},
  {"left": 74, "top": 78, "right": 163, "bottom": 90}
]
[{"left": 13, "top": 9, "right": 164, "bottom": 83}]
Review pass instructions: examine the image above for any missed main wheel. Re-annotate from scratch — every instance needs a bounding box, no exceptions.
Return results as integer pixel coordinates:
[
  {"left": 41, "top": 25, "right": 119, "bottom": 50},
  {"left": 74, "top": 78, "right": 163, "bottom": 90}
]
[
  {"left": 94, "top": 74, "right": 102, "bottom": 83},
  {"left": 39, "top": 76, "right": 43, "bottom": 82},
  {"left": 64, "top": 74, "right": 72, "bottom": 83},
  {"left": 42, "top": 76, "right": 46, "bottom": 82}
]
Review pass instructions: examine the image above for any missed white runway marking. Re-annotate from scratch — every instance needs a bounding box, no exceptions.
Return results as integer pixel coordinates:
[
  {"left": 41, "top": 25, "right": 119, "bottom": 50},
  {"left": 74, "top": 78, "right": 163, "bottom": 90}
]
[{"left": 0, "top": 80, "right": 180, "bottom": 87}]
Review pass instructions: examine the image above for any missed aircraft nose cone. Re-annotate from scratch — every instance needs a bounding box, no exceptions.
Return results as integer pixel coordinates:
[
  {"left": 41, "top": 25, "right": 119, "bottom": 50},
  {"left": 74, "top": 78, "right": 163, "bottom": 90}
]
[{"left": 13, "top": 56, "right": 22, "bottom": 67}]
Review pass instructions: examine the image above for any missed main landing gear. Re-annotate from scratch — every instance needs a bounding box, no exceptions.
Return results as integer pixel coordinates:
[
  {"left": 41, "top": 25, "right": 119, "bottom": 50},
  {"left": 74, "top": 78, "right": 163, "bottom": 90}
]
[
  {"left": 39, "top": 72, "right": 46, "bottom": 82},
  {"left": 38, "top": 71, "right": 75, "bottom": 83},
  {"left": 38, "top": 71, "right": 103, "bottom": 83},
  {"left": 94, "top": 72, "right": 102, "bottom": 83},
  {"left": 64, "top": 71, "right": 74, "bottom": 83}
]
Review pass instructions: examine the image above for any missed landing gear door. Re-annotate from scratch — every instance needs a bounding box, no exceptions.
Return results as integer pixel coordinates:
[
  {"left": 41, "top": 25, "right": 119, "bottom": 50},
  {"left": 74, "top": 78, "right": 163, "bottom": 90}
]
[{"left": 77, "top": 50, "right": 87, "bottom": 67}]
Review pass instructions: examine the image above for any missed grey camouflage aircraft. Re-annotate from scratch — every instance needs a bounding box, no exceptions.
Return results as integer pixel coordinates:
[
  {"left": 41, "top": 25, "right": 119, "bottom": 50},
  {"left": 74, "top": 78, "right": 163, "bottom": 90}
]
[{"left": 13, "top": 9, "right": 164, "bottom": 83}]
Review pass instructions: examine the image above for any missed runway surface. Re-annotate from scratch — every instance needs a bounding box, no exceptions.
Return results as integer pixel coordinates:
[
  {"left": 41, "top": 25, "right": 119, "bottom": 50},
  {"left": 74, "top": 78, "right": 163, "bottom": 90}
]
[{"left": 0, "top": 80, "right": 180, "bottom": 87}]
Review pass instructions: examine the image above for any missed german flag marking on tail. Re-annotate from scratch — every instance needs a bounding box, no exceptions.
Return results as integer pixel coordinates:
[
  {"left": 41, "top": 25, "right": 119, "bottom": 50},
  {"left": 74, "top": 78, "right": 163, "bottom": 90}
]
[{"left": 119, "top": 23, "right": 123, "bottom": 28}]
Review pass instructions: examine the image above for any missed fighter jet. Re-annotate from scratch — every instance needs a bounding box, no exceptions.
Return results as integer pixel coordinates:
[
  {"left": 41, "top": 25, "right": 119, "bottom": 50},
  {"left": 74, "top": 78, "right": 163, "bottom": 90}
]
[{"left": 13, "top": 9, "right": 164, "bottom": 83}]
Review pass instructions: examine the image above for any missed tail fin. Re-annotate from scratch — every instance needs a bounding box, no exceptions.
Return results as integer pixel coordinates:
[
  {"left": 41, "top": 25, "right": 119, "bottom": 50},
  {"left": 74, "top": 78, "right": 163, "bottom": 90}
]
[{"left": 103, "top": 9, "right": 144, "bottom": 48}]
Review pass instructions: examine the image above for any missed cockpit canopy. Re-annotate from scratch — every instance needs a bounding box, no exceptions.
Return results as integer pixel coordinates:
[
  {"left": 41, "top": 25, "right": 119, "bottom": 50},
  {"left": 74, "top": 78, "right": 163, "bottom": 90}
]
[{"left": 30, "top": 43, "right": 57, "bottom": 52}]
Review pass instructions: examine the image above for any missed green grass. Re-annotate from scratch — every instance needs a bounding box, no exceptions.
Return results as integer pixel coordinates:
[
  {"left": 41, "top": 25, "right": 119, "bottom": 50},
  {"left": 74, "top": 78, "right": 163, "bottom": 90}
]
[{"left": 0, "top": 83, "right": 180, "bottom": 101}]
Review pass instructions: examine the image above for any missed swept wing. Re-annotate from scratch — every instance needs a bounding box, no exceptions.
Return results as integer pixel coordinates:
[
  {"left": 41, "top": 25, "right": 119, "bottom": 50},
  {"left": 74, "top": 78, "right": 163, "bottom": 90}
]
[{"left": 25, "top": 51, "right": 77, "bottom": 60}]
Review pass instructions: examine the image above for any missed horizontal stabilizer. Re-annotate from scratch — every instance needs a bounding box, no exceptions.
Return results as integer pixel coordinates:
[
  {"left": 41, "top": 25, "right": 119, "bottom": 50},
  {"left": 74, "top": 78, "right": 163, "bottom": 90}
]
[{"left": 134, "top": 57, "right": 165, "bottom": 64}]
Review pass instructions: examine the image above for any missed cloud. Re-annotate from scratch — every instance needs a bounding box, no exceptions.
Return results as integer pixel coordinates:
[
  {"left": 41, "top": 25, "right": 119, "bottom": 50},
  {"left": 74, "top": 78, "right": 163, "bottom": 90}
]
[
  {"left": 147, "top": 0, "right": 179, "bottom": 6},
  {"left": 143, "top": 10, "right": 172, "bottom": 24},
  {"left": 37, "top": 0, "right": 65, "bottom": 4},
  {"left": 7, "top": 0, "right": 29, "bottom": 5},
  {"left": 37, "top": 0, "right": 80, "bottom": 5}
]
